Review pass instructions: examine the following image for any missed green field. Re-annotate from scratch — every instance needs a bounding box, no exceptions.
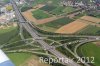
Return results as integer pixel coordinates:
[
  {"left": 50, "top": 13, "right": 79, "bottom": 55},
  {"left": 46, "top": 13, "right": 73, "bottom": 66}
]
[
  {"left": 63, "top": 7, "right": 76, "bottom": 14},
  {"left": 40, "top": 5, "right": 76, "bottom": 15},
  {"left": 7, "top": 53, "right": 32, "bottom": 66},
  {"left": 38, "top": 17, "right": 73, "bottom": 32},
  {"left": 32, "top": 10, "right": 51, "bottom": 19},
  {"left": 0, "top": 27, "right": 18, "bottom": 45},
  {"left": 77, "top": 25, "right": 100, "bottom": 35},
  {"left": 50, "top": 6, "right": 65, "bottom": 15},
  {"left": 50, "top": 0, "right": 60, "bottom": 5},
  {"left": 32, "top": 0, "right": 60, "bottom": 6},
  {"left": 32, "top": 0, "right": 48, "bottom": 6},
  {"left": 40, "top": 5, "right": 57, "bottom": 12},
  {"left": 79, "top": 43, "right": 100, "bottom": 66}
]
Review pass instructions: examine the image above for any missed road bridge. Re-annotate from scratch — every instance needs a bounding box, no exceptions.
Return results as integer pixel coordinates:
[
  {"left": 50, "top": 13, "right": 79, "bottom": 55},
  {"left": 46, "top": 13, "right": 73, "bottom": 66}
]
[{"left": 10, "top": 0, "right": 81, "bottom": 66}]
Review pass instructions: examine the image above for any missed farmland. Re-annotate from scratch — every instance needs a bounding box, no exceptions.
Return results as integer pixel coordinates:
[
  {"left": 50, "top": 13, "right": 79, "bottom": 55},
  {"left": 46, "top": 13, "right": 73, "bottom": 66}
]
[
  {"left": 38, "top": 17, "right": 73, "bottom": 32},
  {"left": 32, "top": 10, "right": 51, "bottom": 19},
  {"left": 40, "top": 5, "right": 77, "bottom": 15},
  {"left": 50, "top": 6, "right": 65, "bottom": 15},
  {"left": 77, "top": 25, "right": 100, "bottom": 35},
  {"left": 32, "top": 0, "right": 60, "bottom": 6},
  {"left": 50, "top": 0, "right": 60, "bottom": 5},
  {"left": 40, "top": 5, "right": 57, "bottom": 12},
  {"left": 20, "top": 56, "right": 50, "bottom": 66},
  {"left": 55, "top": 16, "right": 100, "bottom": 34},
  {"left": 0, "top": 27, "right": 18, "bottom": 45},
  {"left": 63, "top": 7, "right": 76, "bottom": 14},
  {"left": 56, "top": 19, "right": 89, "bottom": 34},
  {"left": 80, "top": 16, "right": 100, "bottom": 23},
  {"left": 32, "top": 0, "right": 48, "bottom": 6},
  {"left": 78, "top": 43, "right": 100, "bottom": 66},
  {"left": 7, "top": 53, "right": 32, "bottom": 66}
]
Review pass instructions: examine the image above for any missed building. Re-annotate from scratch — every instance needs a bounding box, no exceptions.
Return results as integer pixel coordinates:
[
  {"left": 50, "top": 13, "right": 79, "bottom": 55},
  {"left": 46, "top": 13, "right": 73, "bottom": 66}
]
[
  {"left": 0, "top": 2, "right": 15, "bottom": 24},
  {"left": 95, "top": 0, "right": 100, "bottom": 10}
]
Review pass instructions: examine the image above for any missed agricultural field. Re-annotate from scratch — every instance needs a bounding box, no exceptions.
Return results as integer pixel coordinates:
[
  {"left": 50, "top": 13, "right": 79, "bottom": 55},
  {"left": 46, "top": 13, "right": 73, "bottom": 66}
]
[
  {"left": 21, "top": 6, "right": 32, "bottom": 12},
  {"left": 40, "top": 6, "right": 76, "bottom": 15},
  {"left": 79, "top": 43, "right": 100, "bottom": 66},
  {"left": 56, "top": 19, "right": 89, "bottom": 34},
  {"left": 50, "top": 6, "right": 65, "bottom": 15},
  {"left": 8, "top": 53, "right": 51, "bottom": 66},
  {"left": 63, "top": 7, "right": 76, "bottom": 14},
  {"left": 56, "top": 16, "right": 100, "bottom": 34},
  {"left": 32, "top": 9, "right": 51, "bottom": 19},
  {"left": 31, "top": 0, "right": 60, "bottom": 6},
  {"left": 77, "top": 25, "right": 100, "bottom": 35},
  {"left": 39, "top": 3, "right": 78, "bottom": 16},
  {"left": 38, "top": 17, "right": 73, "bottom": 32},
  {"left": 40, "top": 5, "right": 57, "bottom": 12},
  {"left": 80, "top": 16, "right": 100, "bottom": 23},
  {"left": 7, "top": 53, "right": 32, "bottom": 66},
  {"left": 32, "top": 0, "right": 48, "bottom": 6},
  {"left": 0, "top": 27, "right": 18, "bottom": 45},
  {"left": 49, "top": 0, "right": 61, "bottom": 5}
]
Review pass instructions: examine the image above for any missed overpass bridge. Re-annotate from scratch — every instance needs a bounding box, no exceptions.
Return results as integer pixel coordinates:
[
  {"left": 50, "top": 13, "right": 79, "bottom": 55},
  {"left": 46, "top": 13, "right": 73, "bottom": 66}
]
[{"left": 10, "top": 0, "right": 81, "bottom": 66}]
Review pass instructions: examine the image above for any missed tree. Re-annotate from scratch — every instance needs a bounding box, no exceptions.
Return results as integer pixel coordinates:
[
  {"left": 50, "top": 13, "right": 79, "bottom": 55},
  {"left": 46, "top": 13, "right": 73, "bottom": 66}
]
[{"left": 6, "top": 5, "right": 13, "bottom": 11}]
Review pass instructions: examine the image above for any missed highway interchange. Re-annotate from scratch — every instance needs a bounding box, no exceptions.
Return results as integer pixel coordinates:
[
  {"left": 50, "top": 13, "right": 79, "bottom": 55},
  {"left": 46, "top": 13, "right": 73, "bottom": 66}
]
[{"left": 10, "top": 0, "right": 100, "bottom": 66}]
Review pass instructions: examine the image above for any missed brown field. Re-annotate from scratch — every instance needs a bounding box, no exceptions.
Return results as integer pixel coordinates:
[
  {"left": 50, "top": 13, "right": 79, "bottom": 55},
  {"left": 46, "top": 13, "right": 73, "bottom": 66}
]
[
  {"left": 56, "top": 19, "right": 89, "bottom": 34},
  {"left": 20, "top": 56, "right": 50, "bottom": 66},
  {"left": 22, "top": 4, "right": 45, "bottom": 24},
  {"left": 93, "top": 41, "right": 100, "bottom": 46},
  {"left": 56, "top": 16, "right": 100, "bottom": 34},
  {"left": 22, "top": 9, "right": 38, "bottom": 23},
  {"left": 22, "top": 4, "right": 64, "bottom": 25},
  {"left": 80, "top": 16, "right": 100, "bottom": 23},
  {"left": 22, "top": 10, "right": 63, "bottom": 25},
  {"left": 37, "top": 16, "right": 64, "bottom": 24}
]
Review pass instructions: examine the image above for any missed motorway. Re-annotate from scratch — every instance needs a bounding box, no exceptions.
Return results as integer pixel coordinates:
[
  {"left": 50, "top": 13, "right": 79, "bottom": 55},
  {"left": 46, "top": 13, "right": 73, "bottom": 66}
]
[{"left": 10, "top": 0, "right": 81, "bottom": 66}]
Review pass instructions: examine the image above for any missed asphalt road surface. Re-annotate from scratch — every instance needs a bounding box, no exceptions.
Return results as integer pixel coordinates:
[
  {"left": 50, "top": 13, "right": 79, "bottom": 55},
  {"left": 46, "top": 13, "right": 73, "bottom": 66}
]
[{"left": 10, "top": 0, "right": 81, "bottom": 66}]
